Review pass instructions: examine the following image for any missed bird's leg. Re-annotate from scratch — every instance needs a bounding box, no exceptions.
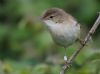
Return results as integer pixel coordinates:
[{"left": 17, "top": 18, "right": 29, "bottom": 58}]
[
  {"left": 64, "top": 47, "right": 68, "bottom": 64},
  {"left": 78, "top": 37, "right": 92, "bottom": 46},
  {"left": 77, "top": 38, "right": 85, "bottom": 45},
  {"left": 63, "top": 47, "right": 72, "bottom": 68}
]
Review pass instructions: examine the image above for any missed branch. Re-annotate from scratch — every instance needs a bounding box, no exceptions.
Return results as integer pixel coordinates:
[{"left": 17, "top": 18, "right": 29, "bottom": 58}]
[{"left": 60, "top": 13, "right": 100, "bottom": 74}]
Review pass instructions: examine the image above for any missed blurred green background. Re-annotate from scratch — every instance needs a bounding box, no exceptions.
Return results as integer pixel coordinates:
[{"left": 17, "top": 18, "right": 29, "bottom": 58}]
[{"left": 0, "top": 0, "right": 100, "bottom": 74}]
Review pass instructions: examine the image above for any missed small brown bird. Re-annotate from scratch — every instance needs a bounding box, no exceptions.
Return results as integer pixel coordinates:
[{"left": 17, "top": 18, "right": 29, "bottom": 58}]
[{"left": 42, "top": 8, "right": 80, "bottom": 62}]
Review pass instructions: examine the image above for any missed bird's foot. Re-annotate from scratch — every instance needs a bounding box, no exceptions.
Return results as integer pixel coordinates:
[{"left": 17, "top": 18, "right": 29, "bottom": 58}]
[
  {"left": 64, "top": 61, "right": 72, "bottom": 69},
  {"left": 78, "top": 39, "right": 85, "bottom": 45},
  {"left": 63, "top": 55, "right": 72, "bottom": 68}
]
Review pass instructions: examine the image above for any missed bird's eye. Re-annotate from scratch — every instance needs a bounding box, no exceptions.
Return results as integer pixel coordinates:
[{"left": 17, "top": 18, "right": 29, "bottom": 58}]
[{"left": 50, "top": 16, "right": 53, "bottom": 18}]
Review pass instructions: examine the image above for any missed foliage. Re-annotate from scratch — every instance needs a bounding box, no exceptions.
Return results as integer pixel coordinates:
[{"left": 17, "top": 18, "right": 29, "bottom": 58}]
[{"left": 0, "top": 0, "right": 100, "bottom": 74}]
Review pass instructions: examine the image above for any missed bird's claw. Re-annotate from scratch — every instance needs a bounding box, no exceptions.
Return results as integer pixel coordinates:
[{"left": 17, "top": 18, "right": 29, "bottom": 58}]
[
  {"left": 78, "top": 38, "right": 88, "bottom": 46},
  {"left": 78, "top": 39, "right": 84, "bottom": 45},
  {"left": 64, "top": 61, "right": 72, "bottom": 68}
]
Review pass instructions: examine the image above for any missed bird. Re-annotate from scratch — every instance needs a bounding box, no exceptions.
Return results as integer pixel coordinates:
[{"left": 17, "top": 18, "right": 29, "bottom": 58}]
[{"left": 41, "top": 8, "right": 80, "bottom": 63}]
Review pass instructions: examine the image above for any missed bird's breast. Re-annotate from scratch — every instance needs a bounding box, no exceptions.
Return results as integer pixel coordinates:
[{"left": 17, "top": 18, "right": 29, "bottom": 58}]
[
  {"left": 49, "top": 24, "right": 80, "bottom": 47},
  {"left": 44, "top": 20, "right": 80, "bottom": 47}
]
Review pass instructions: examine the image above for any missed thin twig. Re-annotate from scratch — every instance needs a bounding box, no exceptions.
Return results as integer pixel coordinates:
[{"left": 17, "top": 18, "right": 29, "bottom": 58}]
[{"left": 60, "top": 13, "right": 100, "bottom": 74}]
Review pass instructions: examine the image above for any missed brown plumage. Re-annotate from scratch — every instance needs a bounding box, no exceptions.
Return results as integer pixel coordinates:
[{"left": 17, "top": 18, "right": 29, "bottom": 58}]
[{"left": 42, "top": 8, "right": 76, "bottom": 24}]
